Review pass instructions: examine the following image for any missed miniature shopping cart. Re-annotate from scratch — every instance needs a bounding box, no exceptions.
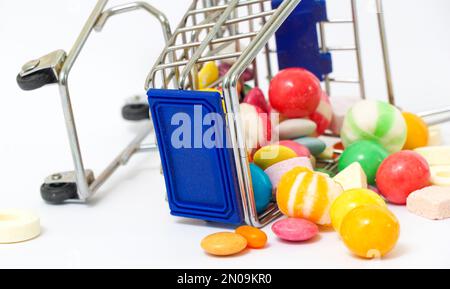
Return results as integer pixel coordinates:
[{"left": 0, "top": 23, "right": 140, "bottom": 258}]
[{"left": 17, "top": 0, "right": 450, "bottom": 227}]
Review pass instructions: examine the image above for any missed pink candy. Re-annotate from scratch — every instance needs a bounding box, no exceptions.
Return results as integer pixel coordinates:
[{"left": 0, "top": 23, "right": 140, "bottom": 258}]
[
  {"left": 272, "top": 218, "right": 319, "bottom": 242},
  {"left": 277, "top": 140, "right": 311, "bottom": 157}
]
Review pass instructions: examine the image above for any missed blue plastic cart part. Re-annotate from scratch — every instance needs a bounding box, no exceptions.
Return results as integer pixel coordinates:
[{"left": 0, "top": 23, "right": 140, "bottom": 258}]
[
  {"left": 272, "top": 0, "right": 332, "bottom": 81},
  {"left": 148, "top": 89, "right": 244, "bottom": 225}
]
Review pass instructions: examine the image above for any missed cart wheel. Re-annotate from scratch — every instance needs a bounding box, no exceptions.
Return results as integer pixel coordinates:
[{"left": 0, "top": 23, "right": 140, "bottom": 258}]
[
  {"left": 40, "top": 182, "right": 78, "bottom": 204},
  {"left": 122, "top": 103, "right": 150, "bottom": 121},
  {"left": 16, "top": 70, "right": 57, "bottom": 91}
]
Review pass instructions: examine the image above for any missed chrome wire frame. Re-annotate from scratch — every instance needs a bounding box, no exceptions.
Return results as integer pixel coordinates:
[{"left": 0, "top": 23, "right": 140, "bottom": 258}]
[
  {"left": 146, "top": 0, "right": 301, "bottom": 227},
  {"left": 56, "top": 0, "right": 171, "bottom": 200}
]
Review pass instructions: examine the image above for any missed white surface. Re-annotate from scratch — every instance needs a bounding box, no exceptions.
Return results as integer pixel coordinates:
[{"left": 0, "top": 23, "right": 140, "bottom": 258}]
[{"left": 1, "top": 0, "right": 450, "bottom": 268}]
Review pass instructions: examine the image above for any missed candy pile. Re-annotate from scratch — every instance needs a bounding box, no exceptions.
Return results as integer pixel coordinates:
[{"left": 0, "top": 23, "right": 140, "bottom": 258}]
[{"left": 197, "top": 62, "right": 450, "bottom": 259}]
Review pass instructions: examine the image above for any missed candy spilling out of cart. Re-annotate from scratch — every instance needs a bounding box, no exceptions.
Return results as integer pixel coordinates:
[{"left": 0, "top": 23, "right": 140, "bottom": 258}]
[{"left": 199, "top": 62, "right": 450, "bottom": 259}]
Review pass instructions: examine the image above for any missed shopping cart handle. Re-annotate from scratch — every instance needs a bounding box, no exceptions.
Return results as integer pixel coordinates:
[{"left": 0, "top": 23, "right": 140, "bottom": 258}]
[{"left": 17, "top": 50, "right": 66, "bottom": 91}]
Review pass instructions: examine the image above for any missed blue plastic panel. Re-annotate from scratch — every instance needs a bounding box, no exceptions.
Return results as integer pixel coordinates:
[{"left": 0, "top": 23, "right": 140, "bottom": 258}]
[
  {"left": 148, "top": 89, "right": 244, "bottom": 225},
  {"left": 272, "top": 0, "right": 332, "bottom": 81}
]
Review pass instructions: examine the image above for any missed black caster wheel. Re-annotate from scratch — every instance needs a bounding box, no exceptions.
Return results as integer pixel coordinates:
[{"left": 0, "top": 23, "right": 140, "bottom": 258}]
[
  {"left": 122, "top": 103, "right": 150, "bottom": 121},
  {"left": 40, "top": 182, "right": 78, "bottom": 204}
]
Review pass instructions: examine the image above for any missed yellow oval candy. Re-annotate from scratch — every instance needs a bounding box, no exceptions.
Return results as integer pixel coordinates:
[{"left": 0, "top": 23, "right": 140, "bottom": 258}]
[
  {"left": 201, "top": 232, "right": 247, "bottom": 256},
  {"left": 277, "top": 167, "right": 343, "bottom": 226},
  {"left": 253, "top": 145, "right": 297, "bottom": 170},
  {"left": 198, "top": 61, "right": 219, "bottom": 89},
  {"left": 330, "top": 188, "right": 386, "bottom": 233}
]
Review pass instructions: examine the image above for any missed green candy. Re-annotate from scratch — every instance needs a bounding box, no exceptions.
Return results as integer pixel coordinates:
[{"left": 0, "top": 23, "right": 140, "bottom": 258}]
[
  {"left": 294, "top": 137, "right": 326, "bottom": 156},
  {"left": 338, "top": 140, "right": 389, "bottom": 185}
]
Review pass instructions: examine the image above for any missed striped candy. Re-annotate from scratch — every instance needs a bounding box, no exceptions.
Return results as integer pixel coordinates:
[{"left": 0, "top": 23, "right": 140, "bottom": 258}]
[
  {"left": 309, "top": 92, "right": 333, "bottom": 136},
  {"left": 277, "top": 167, "right": 343, "bottom": 226},
  {"left": 341, "top": 100, "right": 407, "bottom": 153}
]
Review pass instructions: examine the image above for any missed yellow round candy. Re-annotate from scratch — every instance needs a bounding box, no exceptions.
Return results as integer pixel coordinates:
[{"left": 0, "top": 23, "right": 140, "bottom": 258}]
[
  {"left": 253, "top": 145, "right": 297, "bottom": 170},
  {"left": 201, "top": 232, "right": 247, "bottom": 256},
  {"left": 198, "top": 61, "right": 219, "bottom": 89},
  {"left": 330, "top": 188, "right": 386, "bottom": 233},
  {"left": 340, "top": 205, "right": 400, "bottom": 259},
  {"left": 402, "top": 112, "right": 429, "bottom": 150},
  {"left": 277, "top": 167, "right": 343, "bottom": 226}
]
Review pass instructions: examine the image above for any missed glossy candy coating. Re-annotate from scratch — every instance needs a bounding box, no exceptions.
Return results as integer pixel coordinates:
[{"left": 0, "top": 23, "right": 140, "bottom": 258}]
[
  {"left": 402, "top": 112, "right": 429, "bottom": 150},
  {"left": 269, "top": 68, "right": 322, "bottom": 118},
  {"left": 341, "top": 100, "right": 407, "bottom": 153},
  {"left": 338, "top": 140, "right": 389, "bottom": 185},
  {"left": 271, "top": 218, "right": 319, "bottom": 242},
  {"left": 277, "top": 119, "right": 317, "bottom": 140},
  {"left": 201, "top": 232, "right": 248, "bottom": 256},
  {"left": 340, "top": 205, "right": 400, "bottom": 259},
  {"left": 376, "top": 151, "right": 431, "bottom": 205},
  {"left": 243, "top": 87, "right": 271, "bottom": 114},
  {"left": 294, "top": 137, "right": 326, "bottom": 156},
  {"left": 309, "top": 92, "right": 333, "bottom": 136},
  {"left": 198, "top": 61, "right": 219, "bottom": 89},
  {"left": 330, "top": 188, "right": 386, "bottom": 233},
  {"left": 253, "top": 145, "right": 297, "bottom": 170},
  {"left": 249, "top": 163, "right": 273, "bottom": 213},
  {"left": 277, "top": 167, "right": 343, "bottom": 225},
  {"left": 277, "top": 140, "right": 311, "bottom": 157},
  {"left": 235, "top": 226, "right": 268, "bottom": 249}
]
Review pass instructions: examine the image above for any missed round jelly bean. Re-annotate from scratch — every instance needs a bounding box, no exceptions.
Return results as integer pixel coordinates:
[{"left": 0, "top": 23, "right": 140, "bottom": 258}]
[
  {"left": 330, "top": 188, "right": 386, "bottom": 233},
  {"left": 294, "top": 137, "right": 326, "bottom": 156},
  {"left": 253, "top": 145, "right": 297, "bottom": 170},
  {"left": 277, "top": 119, "right": 317, "bottom": 140},
  {"left": 309, "top": 91, "right": 333, "bottom": 136},
  {"left": 243, "top": 87, "right": 271, "bottom": 114},
  {"left": 249, "top": 163, "right": 273, "bottom": 213},
  {"left": 338, "top": 140, "right": 389, "bottom": 185},
  {"left": 340, "top": 205, "right": 400, "bottom": 259},
  {"left": 269, "top": 68, "right": 321, "bottom": 118},
  {"left": 277, "top": 167, "right": 343, "bottom": 225},
  {"left": 272, "top": 218, "right": 319, "bottom": 242},
  {"left": 197, "top": 61, "right": 219, "bottom": 89},
  {"left": 402, "top": 112, "right": 429, "bottom": 150},
  {"left": 376, "top": 151, "right": 430, "bottom": 205},
  {"left": 264, "top": 157, "right": 313, "bottom": 191},
  {"left": 235, "top": 226, "right": 268, "bottom": 249},
  {"left": 277, "top": 140, "right": 311, "bottom": 157},
  {"left": 240, "top": 103, "right": 272, "bottom": 151},
  {"left": 201, "top": 232, "right": 248, "bottom": 256},
  {"left": 341, "top": 100, "right": 407, "bottom": 153}
]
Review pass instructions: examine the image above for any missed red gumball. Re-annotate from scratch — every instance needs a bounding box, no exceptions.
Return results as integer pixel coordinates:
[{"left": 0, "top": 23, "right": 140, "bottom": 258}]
[
  {"left": 269, "top": 68, "right": 322, "bottom": 118},
  {"left": 376, "top": 151, "right": 431, "bottom": 205}
]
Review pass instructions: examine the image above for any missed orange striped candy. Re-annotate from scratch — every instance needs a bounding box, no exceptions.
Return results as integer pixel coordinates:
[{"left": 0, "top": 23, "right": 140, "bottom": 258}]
[{"left": 276, "top": 167, "right": 343, "bottom": 226}]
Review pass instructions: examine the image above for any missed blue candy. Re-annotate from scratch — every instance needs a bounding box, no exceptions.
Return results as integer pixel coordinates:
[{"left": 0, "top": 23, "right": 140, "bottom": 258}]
[{"left": 249, "top": 163, "right": 273, "bottom": 214}]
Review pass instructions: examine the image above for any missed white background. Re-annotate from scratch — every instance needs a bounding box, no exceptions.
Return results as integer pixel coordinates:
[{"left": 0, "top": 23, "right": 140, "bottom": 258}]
[{"left": 0, "top": 0, "right": 449, "bottom": 268}]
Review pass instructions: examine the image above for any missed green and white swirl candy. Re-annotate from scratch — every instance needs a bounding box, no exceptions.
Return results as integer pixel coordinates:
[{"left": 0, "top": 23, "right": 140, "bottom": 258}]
[{"left": 341, "top": 100, "right": 407, "bottom": 153}]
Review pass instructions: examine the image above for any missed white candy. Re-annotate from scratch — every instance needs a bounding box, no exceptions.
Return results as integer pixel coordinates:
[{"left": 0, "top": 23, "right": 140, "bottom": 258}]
[
  {"left": 333, "top": 162, "right": 368, "bottom": 191},
  {"left": 277, "top": 118, "right": 316, "bottom": 140},
  {"left": 414, "top": 146, "right": 450, "bottom": 166},
  {"left": 0, "top": 209, "right": 40, "bottom": 244},
  {"left": 430, "top": 166, "right": 450, "bottom": 186}
]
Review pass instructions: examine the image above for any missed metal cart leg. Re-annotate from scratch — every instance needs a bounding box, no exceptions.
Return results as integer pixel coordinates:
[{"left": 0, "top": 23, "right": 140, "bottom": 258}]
[{"left": 17, "top": 0, "right": 171, "bottom": 204}]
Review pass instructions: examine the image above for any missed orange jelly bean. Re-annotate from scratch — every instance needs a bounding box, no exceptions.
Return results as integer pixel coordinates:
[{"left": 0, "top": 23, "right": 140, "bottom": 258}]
[{"left": 235, "top": 226, "right": 268, "bottom": 249}]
